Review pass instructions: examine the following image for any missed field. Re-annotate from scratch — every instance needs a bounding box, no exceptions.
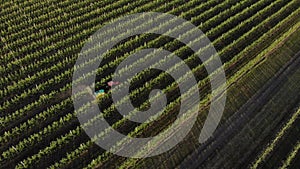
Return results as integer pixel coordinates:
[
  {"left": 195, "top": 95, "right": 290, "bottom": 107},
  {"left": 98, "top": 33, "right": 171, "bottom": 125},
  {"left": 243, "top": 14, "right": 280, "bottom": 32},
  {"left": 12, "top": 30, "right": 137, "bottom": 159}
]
[{"left": 1, "top": 0, "right": 300, "bottom": 168}]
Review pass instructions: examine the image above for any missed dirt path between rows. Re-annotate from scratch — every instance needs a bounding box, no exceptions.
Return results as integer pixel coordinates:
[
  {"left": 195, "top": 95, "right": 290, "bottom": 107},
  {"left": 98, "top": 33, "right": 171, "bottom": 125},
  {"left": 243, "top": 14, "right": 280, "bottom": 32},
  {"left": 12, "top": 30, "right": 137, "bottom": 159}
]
[{"left": 178, "top": 50, "right": 300, "bottom": 169}]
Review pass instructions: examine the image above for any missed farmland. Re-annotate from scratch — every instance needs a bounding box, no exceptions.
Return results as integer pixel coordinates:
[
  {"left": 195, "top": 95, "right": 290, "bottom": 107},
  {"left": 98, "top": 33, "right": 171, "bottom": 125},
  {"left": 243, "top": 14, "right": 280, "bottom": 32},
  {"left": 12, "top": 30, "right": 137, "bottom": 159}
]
[{"left": 1, "top": 0, "right": 300, "bottom": 168}]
